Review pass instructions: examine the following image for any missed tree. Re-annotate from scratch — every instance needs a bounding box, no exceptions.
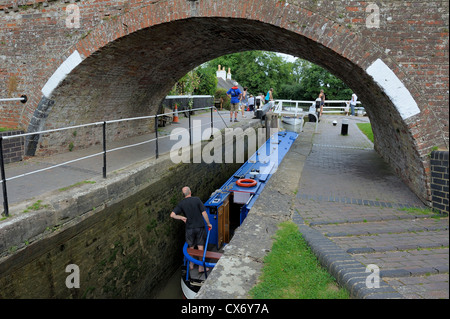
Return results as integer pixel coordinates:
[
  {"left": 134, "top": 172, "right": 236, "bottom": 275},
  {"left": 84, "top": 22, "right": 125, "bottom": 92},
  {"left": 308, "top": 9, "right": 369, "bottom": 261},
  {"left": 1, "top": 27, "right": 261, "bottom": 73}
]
[
  {"left": 278, "top": 83, "right": 306, "bottom": 101},
  {"left": 193, "top": 66, "right": 217, "bottom": 96},
  {"left": 169, "top": 70, "right": 200, "bottom": 95},
  {"left": 206, "top": 51, "right": 295, "bottom": 96},
  {"left": 297, "top": 62, "right": 352, "bottom": 100},
  {"left": 172, "top": 51, "right": 353, "bottom": 101}
]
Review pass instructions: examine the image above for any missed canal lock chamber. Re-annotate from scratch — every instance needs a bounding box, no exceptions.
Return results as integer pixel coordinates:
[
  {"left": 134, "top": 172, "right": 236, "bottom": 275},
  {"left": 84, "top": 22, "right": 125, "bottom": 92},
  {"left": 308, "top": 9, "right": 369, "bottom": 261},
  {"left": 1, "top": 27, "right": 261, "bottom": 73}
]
[{"left": 0, "top": 124, "right": 263, "bottom": 298}]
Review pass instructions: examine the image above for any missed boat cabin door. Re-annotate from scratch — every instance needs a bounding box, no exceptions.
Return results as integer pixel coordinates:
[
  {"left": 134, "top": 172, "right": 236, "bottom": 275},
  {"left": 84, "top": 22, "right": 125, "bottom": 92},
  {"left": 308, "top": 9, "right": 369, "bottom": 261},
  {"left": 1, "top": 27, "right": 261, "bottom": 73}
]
[{"left": 217, "top": 195, "right": 230, "bottom": 248}]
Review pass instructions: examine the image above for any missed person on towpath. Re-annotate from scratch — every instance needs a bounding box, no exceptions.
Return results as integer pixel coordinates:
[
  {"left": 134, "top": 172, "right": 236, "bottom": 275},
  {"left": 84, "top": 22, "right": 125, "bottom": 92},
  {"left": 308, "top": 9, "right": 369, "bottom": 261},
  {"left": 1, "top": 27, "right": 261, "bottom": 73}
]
[{"left": 227, "top": 82, "right": 242, "bottom": 122}]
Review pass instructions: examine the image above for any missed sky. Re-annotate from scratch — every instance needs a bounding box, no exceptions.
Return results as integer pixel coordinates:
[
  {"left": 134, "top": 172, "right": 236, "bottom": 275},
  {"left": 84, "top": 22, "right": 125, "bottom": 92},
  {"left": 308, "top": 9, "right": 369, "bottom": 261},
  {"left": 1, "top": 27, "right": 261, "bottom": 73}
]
[{"left": 276, "top": 52, "right": 298, "bottom": 63}]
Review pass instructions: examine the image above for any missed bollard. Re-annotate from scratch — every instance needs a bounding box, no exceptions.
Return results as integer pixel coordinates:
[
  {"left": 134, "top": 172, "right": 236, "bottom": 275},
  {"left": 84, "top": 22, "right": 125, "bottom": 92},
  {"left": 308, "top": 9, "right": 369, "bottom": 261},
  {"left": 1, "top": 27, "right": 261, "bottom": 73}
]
[
  {"left": 265, "top": 112, "right": 278, "bottom": 141},
  {"left": 341, "top": 118, "right": 349, "bottom": 135},
  {"left": 270, "top": 112, "right": 278, "bottom": 130}
]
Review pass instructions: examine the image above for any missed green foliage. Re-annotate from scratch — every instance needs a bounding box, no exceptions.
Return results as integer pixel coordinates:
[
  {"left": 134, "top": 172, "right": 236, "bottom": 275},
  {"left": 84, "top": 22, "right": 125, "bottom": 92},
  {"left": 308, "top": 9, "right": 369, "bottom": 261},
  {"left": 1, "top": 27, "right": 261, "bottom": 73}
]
[
  {"left": 169, "top": 70, "right": 202, "bottom": 95},
  {"left": 22, "top": 200, "right": 48, "bottom": 213},
  {"left": 207, "top": 51, "right": 353, "bottom": 100},
  {"left": 214, "top": 88, "right": 230, "bottom": 110},
  {"left": 172, "top": 50, "right": 353, "bottom": 101},
  {"left": 194, "top": 66, "right": 218, "bottom": 96},
  {"left": 400, "top": 207, "right": 437, "bottom": 216},
  {"left": 277, "top": 83, "right": 304, "bottom": 100},
  {"left": 0, "top": 127, "right": 17, "bottom": 132},
  {"left": 295, "top": 62, "right": 352, "bottom": 100},
  {"left": 206, "top": 51, "right": 296, "bottom": 96},
  {"left": 58, "top": 180, "right": 96, "bottom": 192},
  {"left": 169, "top": 66, "right": 218, "bottom": 96}
]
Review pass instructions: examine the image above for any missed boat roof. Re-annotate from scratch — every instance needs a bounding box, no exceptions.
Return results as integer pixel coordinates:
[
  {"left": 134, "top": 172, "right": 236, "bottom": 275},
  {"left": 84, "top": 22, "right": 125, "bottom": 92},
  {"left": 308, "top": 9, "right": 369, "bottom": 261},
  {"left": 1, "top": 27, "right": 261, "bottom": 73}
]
[{"left": 205, "top": 131, "right": 298, "bottom": 210}]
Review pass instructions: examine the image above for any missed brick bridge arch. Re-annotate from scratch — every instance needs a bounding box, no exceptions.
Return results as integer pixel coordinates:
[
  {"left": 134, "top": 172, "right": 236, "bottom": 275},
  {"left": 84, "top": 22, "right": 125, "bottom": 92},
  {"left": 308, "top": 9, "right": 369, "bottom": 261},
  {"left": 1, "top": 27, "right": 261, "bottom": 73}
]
[{"left": 0, "top": 0, "right": 448, "bottom": 204}]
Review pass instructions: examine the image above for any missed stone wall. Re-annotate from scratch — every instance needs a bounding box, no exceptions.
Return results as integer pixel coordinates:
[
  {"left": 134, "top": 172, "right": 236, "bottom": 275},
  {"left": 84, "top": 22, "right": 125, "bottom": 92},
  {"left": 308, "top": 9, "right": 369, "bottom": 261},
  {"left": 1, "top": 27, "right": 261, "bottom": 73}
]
[{"left": 0, "top": 130, "right": 256, "bottom": 298}]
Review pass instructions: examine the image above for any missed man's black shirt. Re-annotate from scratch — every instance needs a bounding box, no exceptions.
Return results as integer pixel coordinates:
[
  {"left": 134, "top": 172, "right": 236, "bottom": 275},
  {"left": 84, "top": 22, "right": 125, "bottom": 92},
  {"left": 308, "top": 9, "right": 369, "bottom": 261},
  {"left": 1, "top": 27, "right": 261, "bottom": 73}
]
[{"left": 173, "top": 196, "right": 206, "bottom": 229}]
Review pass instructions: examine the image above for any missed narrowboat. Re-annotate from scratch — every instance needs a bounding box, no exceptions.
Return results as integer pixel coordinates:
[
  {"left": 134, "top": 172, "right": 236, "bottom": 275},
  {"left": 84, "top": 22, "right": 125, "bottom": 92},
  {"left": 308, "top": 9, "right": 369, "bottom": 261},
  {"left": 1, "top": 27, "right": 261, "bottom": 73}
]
[{"left": 180, "top": 131, "right": 299, "bottom": 299}]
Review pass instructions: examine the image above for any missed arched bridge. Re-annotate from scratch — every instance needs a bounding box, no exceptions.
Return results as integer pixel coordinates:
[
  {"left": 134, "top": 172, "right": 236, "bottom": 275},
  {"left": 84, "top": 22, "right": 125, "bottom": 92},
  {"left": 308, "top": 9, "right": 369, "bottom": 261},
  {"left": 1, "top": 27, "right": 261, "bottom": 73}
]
[{"left": 0, "top": 0, "right": 448, "bottom": 204}]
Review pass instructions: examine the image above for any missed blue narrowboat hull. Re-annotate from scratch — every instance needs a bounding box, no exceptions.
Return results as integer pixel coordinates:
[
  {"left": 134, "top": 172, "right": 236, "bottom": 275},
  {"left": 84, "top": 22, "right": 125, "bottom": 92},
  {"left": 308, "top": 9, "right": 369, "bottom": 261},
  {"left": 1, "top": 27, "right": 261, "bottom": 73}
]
[{"left": 181, "top": 131, "right": 298, "bottom": 298}]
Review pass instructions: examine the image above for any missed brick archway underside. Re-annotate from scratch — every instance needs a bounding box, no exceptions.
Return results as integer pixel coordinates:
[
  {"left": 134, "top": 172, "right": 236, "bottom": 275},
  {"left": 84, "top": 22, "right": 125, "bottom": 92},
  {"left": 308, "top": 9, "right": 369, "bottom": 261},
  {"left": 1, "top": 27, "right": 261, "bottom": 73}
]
[
  {"left": 25, "top": 17, "right": 428, "bottom": 203},
  {"left": 29, "top": 17, "right": 391, "bottom": 142}
]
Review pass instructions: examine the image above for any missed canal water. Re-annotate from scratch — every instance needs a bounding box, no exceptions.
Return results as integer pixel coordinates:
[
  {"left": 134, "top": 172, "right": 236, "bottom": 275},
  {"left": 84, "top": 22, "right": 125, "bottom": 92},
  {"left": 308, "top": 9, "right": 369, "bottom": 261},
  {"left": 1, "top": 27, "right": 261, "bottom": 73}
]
[{"left": 155, "top": 267, "right": 184, "bottom": 299}]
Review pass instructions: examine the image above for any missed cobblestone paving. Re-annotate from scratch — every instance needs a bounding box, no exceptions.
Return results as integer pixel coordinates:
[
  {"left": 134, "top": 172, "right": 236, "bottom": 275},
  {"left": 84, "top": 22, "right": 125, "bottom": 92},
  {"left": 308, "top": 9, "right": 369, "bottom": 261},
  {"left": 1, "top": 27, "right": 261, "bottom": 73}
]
[{"left": 295, "top": 116, "right": 449, "bottom": 299}]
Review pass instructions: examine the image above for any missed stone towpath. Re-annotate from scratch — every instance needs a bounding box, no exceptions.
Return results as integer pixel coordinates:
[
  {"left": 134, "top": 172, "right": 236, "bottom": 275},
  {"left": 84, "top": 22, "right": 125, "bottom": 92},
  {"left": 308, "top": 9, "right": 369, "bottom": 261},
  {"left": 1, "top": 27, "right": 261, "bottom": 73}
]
[
  {"left": 1, "top": 109, "right": 253, "bottom": 207},
  {"left": 294, "top": 115, "right": 448, "bottom": 299}
]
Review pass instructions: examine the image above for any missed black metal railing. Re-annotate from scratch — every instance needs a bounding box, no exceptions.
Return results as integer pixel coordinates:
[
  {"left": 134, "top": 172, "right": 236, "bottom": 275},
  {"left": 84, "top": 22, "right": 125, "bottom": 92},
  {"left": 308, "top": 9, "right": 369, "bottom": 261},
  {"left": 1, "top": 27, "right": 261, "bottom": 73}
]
[{"left": 0, "top": 106, "right": 220, "bottom": 217}]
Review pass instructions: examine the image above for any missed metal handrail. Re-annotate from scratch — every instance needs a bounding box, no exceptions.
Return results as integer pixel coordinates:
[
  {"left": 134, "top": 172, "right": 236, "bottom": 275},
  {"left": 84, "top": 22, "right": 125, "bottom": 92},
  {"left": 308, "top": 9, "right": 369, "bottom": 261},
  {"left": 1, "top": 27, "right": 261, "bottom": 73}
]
[
  {"left": 274, "top": 100, "right": 319, "bottom": 133},
  {"left": 0, "top": 106, "right": 216, "bottom": 217},
  {"left": 2, "top": 122, "right": 104, "bottom": 140},
  {"left": 274, "top": 99, "right": 364, "bottom": 115},
  {"left": 0, "top": 95, "right": 27, "bottom": 104},
  {"left": 0, "top": 106, "right": 214, "bottom": 141}
]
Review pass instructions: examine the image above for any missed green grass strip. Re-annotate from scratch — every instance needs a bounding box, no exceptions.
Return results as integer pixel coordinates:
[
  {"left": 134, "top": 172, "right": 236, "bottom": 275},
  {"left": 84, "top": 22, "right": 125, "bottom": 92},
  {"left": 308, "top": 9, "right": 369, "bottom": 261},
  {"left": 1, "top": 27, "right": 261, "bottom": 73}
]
[
  {"left": 356, "top": 122, "right": 374, "bottom": 143},
  {"left": 58, "top": 180, "right": 96, "bottom": 192},
  {"left": 250, "top": 221, "right": 349, "bottom": 299}
]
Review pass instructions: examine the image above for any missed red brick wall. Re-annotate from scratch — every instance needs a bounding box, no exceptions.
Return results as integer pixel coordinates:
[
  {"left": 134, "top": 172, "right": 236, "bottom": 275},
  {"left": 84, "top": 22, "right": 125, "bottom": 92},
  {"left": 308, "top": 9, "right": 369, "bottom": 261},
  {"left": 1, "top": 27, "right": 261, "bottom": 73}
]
[
  {"left": 0, "top": 129, "right": 24, "bottom": 163},
  {"left": 0, "top": 0, "right": 448, "bottom": 203},
  {"left": 430, "top": 150, "right": 449, "bottom": 214}
]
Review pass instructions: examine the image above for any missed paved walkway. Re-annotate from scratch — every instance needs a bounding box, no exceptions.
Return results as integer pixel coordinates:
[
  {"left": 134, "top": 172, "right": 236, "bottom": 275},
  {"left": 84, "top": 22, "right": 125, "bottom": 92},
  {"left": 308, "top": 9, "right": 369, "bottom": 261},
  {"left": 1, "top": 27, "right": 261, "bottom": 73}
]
[
  {"left": 1, "top": 109, "right": 257, "bottom": 208},
  {"left": 2, "top": 110, "right": 448, "bottom": 299},
  {"left": 294, "top": 115, "right": 449, "bottom": 299}
]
